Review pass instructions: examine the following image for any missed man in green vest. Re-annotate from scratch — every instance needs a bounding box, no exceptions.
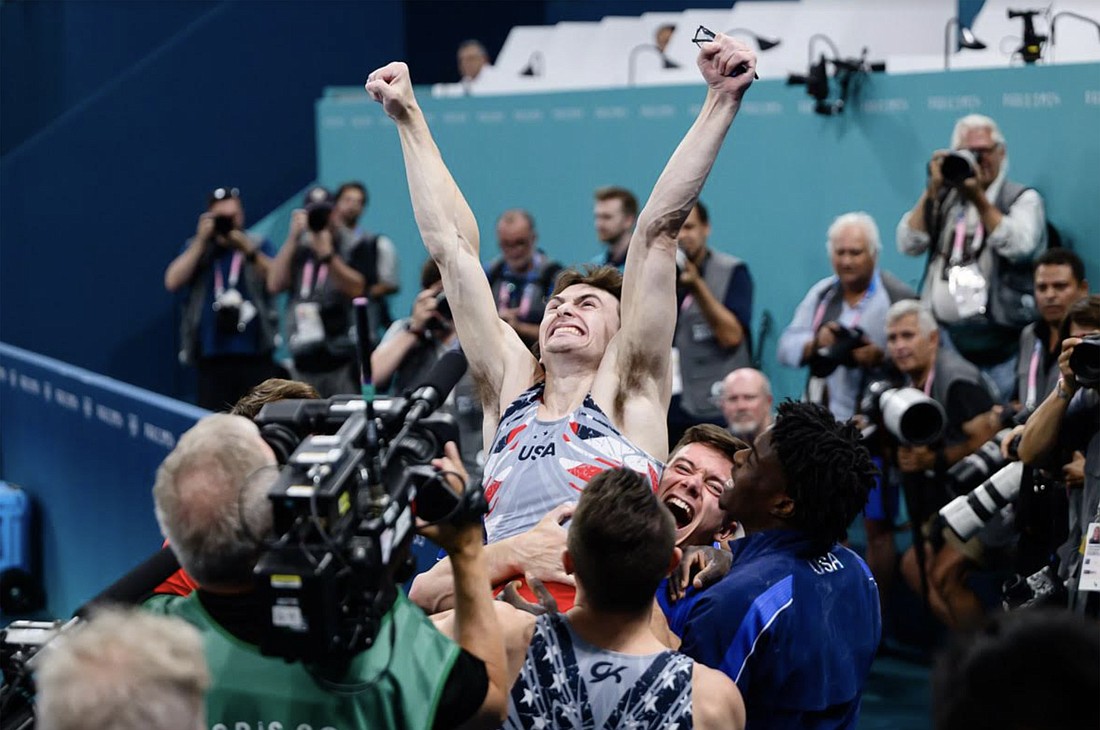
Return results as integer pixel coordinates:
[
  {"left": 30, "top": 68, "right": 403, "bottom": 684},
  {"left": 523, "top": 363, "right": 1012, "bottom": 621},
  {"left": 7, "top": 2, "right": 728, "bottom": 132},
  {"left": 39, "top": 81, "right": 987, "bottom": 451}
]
[{"left": 146, "top": 414, "right": 509, "bottom": 730}]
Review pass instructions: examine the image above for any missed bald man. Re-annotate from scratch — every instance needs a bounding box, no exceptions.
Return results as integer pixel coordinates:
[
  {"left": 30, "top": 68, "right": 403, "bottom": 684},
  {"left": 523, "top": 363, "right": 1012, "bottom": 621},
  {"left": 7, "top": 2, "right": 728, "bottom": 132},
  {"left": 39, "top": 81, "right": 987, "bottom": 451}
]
[{"left": 718, "top": 368, "right": 774, "bottom": 442}]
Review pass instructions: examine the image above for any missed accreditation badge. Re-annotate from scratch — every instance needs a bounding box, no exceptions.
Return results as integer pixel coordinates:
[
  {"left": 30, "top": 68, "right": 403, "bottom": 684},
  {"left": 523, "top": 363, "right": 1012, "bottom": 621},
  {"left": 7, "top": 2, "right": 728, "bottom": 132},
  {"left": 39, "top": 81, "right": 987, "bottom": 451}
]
[{"left": 1078, "top": 522, "right": 1100, "bottom": 592}]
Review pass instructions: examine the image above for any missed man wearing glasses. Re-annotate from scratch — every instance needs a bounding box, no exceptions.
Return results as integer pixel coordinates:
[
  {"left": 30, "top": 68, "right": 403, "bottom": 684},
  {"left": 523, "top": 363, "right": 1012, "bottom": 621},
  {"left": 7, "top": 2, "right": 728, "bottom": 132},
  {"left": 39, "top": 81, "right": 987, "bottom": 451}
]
[
  {"left": 897, "top": 114, "right": 1047, "bottom": 402},
  {"left": 165, "top": 187, "right": 277, "bottom": 411}
]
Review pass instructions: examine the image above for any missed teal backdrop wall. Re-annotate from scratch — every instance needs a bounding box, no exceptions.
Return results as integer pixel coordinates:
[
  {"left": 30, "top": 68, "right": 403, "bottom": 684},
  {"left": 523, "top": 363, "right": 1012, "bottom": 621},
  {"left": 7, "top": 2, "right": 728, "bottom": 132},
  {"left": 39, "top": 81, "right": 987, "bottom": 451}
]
[{"left": 316, "top": 63, "right": 1100, "bottom": 402}]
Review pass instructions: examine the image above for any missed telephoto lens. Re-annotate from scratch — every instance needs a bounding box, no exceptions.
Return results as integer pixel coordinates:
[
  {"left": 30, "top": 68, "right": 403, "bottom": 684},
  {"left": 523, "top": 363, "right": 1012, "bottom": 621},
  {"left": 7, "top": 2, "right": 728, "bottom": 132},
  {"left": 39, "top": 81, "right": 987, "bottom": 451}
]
[
  {"left": 940, "top": 150, "right": 978, "bottom": 184},
  {"left": 1069, "top": 334, "right": 1100, "bottom": 389},
  {"left": 939, "top": 461, "right": 1024, "bottom": 542}
]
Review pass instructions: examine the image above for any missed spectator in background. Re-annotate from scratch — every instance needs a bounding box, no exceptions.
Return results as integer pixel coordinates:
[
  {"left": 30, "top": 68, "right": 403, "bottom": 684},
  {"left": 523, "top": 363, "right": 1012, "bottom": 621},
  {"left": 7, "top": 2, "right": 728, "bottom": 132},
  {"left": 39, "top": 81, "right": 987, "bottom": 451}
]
[
  {"left": 333, "top": 181, "right": 400, "bottom": 332},
  {"left": 590, "top": 186, "right": 638, "bottom": 271},
  {"left": 35, "top": 608, "right": 210, "bottom": 730},
  {"left": 267, "top": 186, "right": 371, "bottom": 396},
  {"left": 458, "top": 39, "right": 490, "bottom": 85},
  {"left": 897, "top": 114, "right": 1047, "bottom": 402},
  {"left": 372, "top": 260, "right": 484, "bottom": 480},
  {"left": 778, "top": 212, "right": 915, "bottom": 421},
  {"left": 885, "top": 301, "right": 1002, "bottom": 631},
  {"left": 164, "top": 186, "right": 277, "bottom": 411},
  {"left": 668, "top": 201, "right": 753, "bottom": 446},
  {"left": 932, "top": 609, "right": 1099, "bottom": 730},
  {"left": 718, "top": 368, "right": 773, "bottom": 443},
  {"left": 485, "top": 209, "right": 563, "bottom": 347}
]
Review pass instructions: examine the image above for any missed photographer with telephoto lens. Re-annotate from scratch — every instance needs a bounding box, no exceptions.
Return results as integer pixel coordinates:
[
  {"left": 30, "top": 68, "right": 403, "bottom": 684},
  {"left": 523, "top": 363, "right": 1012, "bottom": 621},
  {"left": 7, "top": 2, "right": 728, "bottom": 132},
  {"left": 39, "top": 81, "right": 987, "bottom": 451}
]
[
  {"left": 778, "top": 213, "right": 916, "bottom": 600},
  {"left": 1016, "top": 295, "right": 1100, "bottom": 616},
  {"left": 268, "top": 186, "right": 376, "bottom": 397},
  {"left": 897, "top": 115, "right": 1047, "bottom": 403},
  {"left": 165, "top": 186, "right": 278, "bottom": 411},
  {"left": 372, "top": 259, "right": 484, "bottom": 482},
  {"left": 883, "top": 300, "right": 1005, "bottom": 631}
]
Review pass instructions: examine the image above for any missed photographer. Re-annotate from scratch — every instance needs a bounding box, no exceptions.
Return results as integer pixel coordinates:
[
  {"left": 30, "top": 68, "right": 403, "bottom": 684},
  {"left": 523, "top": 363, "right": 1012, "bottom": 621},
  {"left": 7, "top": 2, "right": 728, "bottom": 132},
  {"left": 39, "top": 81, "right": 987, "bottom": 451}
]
[
  {"left": 164, "top": 186, "right": 277, "bottom": 411},
  {"left": 997, "top": 250, "right": 1089, "bottom": 583},
  {"left": 145, "top": 414, "right": 508, "bottom": 729},
  {"left": 372, "top": 259, "right": 483, "bottom": 480},
  {"left": 897, "top": 114, "right": 1047, "bottom": 402},
  {"left": 884, "top": 301, "right": 1003, "bottom": 630},
  {"left": 778, "top": 212, "right": 915, "bottom": 421},
  {"left": 1016, "top": 295, "right": 1100, "bottom": 614},
  {"left": 485, "top": 209, "right": 563, "bottom": 348},
  {"left": 268, "top": 186, "right": 373, "bottom": 396}
]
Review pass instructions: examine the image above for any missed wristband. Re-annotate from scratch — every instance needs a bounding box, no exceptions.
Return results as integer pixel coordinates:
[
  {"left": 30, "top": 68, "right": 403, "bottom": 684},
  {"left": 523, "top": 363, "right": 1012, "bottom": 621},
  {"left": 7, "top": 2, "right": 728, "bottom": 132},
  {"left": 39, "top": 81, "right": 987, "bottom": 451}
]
[
  {"left": 1056, "top": 377, "right": 1076, "bottom": 400},
  {"left": 403, "top": 320, "right": 424, "bottom": 337}
]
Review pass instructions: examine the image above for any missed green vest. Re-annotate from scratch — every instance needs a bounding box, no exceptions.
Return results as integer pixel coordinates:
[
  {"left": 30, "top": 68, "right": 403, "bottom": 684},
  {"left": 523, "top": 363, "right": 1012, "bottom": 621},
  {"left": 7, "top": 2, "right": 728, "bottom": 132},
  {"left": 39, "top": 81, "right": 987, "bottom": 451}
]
[{"left": 145, "top": 591, "right": 460, "bottom": 730}]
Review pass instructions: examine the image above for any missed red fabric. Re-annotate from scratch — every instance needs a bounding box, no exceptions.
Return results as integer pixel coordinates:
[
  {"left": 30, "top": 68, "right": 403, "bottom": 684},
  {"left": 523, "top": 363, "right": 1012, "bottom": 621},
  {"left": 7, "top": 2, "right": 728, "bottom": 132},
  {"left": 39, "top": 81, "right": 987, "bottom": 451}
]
[
  {"left": 153, "top": 540, "right": 199, "bottom": 596},
  {"left": 494, "top": 577, "right": 576, "bottom": 612}
]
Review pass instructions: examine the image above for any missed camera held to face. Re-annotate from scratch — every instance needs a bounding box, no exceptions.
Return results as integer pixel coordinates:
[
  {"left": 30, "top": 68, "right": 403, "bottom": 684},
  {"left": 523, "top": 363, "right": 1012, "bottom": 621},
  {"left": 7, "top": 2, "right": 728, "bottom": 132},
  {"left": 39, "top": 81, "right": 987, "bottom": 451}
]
[{"left": 1070, "top": 334, "right": 1100, "bottom": 390}]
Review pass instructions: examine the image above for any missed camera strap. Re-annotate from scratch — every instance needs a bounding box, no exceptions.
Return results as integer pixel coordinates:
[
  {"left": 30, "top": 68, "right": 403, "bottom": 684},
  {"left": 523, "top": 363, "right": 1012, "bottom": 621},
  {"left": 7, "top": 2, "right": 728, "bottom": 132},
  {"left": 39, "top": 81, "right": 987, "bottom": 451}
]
[
  {"left": 299, "top": 260, "right": 330, "bottom": 299},
  {"left": 949, "top": 210, "right": 984, "bottom": 266},
  {"left": 213, "top": 251, "right": 244, "bottom": 296},
  {"left": 810, "top": 274, "right": 877, "bottom": 332},
  {"left": 1025, "top": 338, "right": 1044, "bottom": 410}
]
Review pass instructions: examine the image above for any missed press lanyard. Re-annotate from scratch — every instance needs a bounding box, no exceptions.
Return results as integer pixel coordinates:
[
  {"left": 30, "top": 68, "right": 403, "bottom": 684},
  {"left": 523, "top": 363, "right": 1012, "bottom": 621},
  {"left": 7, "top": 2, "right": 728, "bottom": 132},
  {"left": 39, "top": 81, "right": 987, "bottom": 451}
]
[
  {"left": 921, "top": 365, "right": 936, "bottom": 396},
  {"left": 299, "top": 259, "right": 329, "bottom": 299},
  {"left": 810, "top": 274, "right": 878, "bottom": 333},
  {"left": 498, "top": 253, "right": 543, "bottom": 317},
  {"left": 1025, "top": 338, "right": 1044, "bottom": 410},
  {"left": 213, "top": 251, "right": 244, "bottom": 296},
  {"left": 950, "top": 210, "right": 984, "bottom": 265}
]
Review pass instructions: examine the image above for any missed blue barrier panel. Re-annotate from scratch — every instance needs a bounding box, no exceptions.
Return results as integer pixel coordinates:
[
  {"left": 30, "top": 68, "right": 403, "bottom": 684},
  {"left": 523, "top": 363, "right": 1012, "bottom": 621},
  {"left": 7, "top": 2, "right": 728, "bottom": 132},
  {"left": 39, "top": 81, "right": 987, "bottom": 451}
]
[
  {"left": 316, "top": 63, "right": 1100, "bottom": 403},
  {"left": 0, "top": 343, "right": 207, "bottom": 618}
]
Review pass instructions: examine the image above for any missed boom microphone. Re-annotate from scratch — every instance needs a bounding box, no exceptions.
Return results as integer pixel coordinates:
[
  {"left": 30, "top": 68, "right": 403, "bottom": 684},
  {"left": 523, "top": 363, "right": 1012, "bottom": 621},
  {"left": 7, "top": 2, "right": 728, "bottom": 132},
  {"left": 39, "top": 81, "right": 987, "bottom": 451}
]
[{"left": 404, "top": 350, "right": 469, "bottom": 426}]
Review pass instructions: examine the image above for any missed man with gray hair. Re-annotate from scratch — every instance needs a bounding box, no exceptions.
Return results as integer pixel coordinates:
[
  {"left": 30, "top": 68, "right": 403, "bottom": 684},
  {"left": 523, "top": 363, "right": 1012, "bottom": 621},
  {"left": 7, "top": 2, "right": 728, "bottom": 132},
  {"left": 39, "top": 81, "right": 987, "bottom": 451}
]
[
  {"left": 778, "top": 211, "right": 915, "bottom": 421},
  {"left": 35, "top": 607, "right": 209, "bottom": 730},
  {"left": 884, "top": 300, "right": 1003, "bottom": 631},
  {"left": 146, "top": 414, "right": 509, "bottom": 729},
  {"left": 485, "top": 209, "right": 563, "bottom": 347},
  {"left": 717, "top": 367, "right": 773, "bottom": 442},
  {"left": 897, "top": 114, "right": 1047, "bottom": 402}
]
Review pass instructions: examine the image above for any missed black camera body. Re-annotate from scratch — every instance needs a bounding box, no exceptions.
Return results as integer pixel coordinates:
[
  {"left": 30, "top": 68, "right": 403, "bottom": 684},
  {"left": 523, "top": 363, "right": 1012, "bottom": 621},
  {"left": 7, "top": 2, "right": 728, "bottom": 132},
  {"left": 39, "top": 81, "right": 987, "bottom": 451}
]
[
  {"left": 424, "top": 291, "right": 454, "bottom": 334},
  {"left": 253, "top": 395, "right": 484, "bottom": 663},
  {"left": 213, "top": 214, "right": 236, "bottom": 236},
  {"left": 306, "top": 201, "right": 333, "bottom": 233},
  {"left": 809, "top": 325, "right": 865, "bottom": 378},
  {"left": 1070, "top": 333, "right": 1100, "bottom": 390}
]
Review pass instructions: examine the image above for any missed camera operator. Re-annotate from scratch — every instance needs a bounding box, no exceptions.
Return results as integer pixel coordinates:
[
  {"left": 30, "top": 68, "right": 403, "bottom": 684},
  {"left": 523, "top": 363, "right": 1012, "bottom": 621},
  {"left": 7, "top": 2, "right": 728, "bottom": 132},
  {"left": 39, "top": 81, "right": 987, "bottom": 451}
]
[
  {"left": 35, "top": 608, "right": 210, "bottom": 730},
  {"left": 333, "top": 181, "right": 401, "bottom": 333},
  {"left": 164, "top": 186, "right": 278, "bottom": 411},
  {"left": 897, "top": 114, "right": 1047, "bottom": 402},
  {"left": 268, "top": 186, "right": 373, "bottom": 397},
  {"left": 145, "top": 414, "right": 508, "bottom": 729},
  {"left": 885, "top": 301, "right": 1003, "bottom": 631},
  {"left": 1016, "top": 295, "right": 1100, "bottom": 615},
  {"left": 372, "top": 260, "right": 484, "bottom": 481},
  {"left": 779, "top": 212, "right": 916, "bottom": 421}
]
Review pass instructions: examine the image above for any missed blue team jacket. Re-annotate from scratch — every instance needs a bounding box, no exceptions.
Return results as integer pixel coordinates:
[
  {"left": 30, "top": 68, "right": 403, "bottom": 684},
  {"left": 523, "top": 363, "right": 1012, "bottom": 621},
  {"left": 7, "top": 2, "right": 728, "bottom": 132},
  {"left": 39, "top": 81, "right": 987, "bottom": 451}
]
[{"left": 659, "top": 529, "right": 881, "bottom": 730}]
